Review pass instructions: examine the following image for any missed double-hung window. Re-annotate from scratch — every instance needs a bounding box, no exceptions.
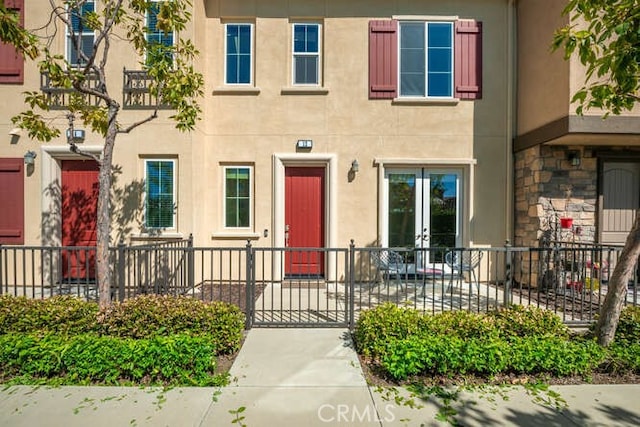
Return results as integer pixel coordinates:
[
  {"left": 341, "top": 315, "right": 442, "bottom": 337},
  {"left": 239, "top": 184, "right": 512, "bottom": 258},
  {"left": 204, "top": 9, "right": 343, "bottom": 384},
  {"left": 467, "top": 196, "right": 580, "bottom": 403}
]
[
  {"left": 224, "top": 166, "right": 252, "bottom": 229},
  {"left": 399, "top": 21, "right": 453, "bottom": 98},
  {"left": 146, "top": 1, "right": 174, "bottom": 62},
  {"left": 67, "top": 0, "right": 95, "bottom": 66},
  {"left": 225, "top": 24, "right": 253, "bottom": 85},
  {"left": 145, "top": 159, "right": 176, "bottom": 229},
  {"left": 292, "top": 23, "right": 321, "bottom": 85}
]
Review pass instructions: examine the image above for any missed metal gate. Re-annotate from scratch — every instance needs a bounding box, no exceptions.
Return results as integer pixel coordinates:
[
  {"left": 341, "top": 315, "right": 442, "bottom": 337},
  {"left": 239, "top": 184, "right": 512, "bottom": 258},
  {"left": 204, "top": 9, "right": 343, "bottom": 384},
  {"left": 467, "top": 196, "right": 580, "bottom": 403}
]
[{"left": 248, "top": 247, "right": 351, "bottom": 328}]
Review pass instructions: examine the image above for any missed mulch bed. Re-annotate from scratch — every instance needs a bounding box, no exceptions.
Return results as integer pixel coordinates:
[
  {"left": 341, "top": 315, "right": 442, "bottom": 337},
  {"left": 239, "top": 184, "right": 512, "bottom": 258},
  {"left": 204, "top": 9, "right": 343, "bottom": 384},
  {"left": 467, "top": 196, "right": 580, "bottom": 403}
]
[
  {"left": 510, "top": 286, "right": 604, "bottom": 321},
  {"left": 196, "top": 281, "right": 266, "bottom": 313}
]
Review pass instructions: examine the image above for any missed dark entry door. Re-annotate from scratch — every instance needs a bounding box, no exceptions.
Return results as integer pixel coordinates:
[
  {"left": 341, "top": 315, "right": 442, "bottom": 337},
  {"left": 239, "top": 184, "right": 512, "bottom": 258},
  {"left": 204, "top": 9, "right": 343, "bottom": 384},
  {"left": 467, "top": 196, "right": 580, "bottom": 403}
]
[
  {"left": 61, "top": 160, "right": 99, "bottom": 280},
  {"left": 601, "top": 162, "right": 640, "bottom": 245},
  {"left": 284, "top": 167, "right": 325, "bottom": 276}
]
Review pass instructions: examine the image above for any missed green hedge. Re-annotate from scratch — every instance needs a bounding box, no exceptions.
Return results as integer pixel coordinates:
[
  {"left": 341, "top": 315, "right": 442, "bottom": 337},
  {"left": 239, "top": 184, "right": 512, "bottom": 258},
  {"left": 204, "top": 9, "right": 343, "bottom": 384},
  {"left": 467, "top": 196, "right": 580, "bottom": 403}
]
[
  {"left": 354, "top": 304, "right": 569, "bottom": 359},
  {"left": 0, "top": 295, "right": 245, "bottom": 354},
  {"left": 380, "top": 335, "right": 605, "bottom": 380},
  {"left": 0, "top": 333, "right": 224, "bottom": 386},
  {"left": 99, "top": 295, "right": 245, "bottom": 353},
  {"left": 0, "top": 295, "right": 99, "bottom": 335},
  {"left": 615, "top": 306, "right": 640, "bottom": 345},
  {"left": 0, "top": 295, "right": 246, "bottom": 386},
  {"left": 354, "top": 304, "right": 640, "bottom": 381}
]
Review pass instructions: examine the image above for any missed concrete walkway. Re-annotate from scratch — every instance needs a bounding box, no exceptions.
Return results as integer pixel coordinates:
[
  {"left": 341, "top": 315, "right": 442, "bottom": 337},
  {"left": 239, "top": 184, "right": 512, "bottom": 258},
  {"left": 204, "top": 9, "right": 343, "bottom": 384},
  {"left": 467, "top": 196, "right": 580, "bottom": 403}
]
[{"left": 1, "top": 328, "right": 640, "bottom": 426}]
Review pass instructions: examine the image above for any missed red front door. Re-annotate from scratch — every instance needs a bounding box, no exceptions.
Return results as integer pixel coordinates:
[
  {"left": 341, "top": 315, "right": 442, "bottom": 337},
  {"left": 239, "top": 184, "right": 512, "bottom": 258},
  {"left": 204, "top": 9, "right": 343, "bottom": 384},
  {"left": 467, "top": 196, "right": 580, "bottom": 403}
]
[
  {"left": 285, "top": 167, "right": 325, "bottom": 276},
  {"left": 61, "top": 160, "right": 99, "bottom": 280}
]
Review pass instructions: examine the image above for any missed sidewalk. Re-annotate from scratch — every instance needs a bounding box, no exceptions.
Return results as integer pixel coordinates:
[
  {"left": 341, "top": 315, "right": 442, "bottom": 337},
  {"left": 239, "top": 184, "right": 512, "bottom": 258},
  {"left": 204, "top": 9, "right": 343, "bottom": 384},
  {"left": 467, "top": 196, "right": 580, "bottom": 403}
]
[{"left": 1, "top": 328, "right": 640, "bottom": 426}]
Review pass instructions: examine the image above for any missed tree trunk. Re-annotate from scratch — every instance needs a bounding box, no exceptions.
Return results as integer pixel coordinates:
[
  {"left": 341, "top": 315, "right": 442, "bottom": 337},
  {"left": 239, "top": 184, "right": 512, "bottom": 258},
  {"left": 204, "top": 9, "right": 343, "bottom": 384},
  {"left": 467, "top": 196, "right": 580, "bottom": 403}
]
[
  {"left": 595, "top": 211, "right": 640, "bottom": 347},
  {"left": 96, "top": 105, "right": 119, "bottom": 310}
]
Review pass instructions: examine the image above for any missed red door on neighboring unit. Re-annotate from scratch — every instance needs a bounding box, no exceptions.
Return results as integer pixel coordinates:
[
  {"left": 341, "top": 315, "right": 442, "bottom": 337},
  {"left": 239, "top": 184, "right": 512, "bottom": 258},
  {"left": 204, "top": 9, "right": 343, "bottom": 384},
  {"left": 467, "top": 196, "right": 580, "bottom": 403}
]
[
  {"left": 61, "top": 160, "right": 99, "bottom": 280},
  {"left": 285, "top": 167, "right": 325, "bottom": 276}
]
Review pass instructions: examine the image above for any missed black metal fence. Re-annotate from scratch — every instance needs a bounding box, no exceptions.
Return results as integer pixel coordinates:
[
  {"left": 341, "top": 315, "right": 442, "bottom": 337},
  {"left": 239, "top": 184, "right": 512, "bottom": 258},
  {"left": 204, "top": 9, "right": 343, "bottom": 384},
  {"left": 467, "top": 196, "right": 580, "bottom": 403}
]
[{"left": 1, "top": 239, "right": 638, "bottom": 327}]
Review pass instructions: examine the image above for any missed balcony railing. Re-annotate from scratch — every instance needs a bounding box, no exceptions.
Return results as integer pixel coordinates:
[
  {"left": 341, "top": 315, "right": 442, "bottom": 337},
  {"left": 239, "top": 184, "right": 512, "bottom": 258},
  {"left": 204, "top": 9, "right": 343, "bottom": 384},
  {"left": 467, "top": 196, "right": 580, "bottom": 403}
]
[
  {"left": 40, "top": 69, "right": 169, "bottom": 110},
  {"left": 40, "top": 71, "right": 102, "bottom": 109},
  {"left": 122, "top": 68, "right": 169, "bottom": 109}
]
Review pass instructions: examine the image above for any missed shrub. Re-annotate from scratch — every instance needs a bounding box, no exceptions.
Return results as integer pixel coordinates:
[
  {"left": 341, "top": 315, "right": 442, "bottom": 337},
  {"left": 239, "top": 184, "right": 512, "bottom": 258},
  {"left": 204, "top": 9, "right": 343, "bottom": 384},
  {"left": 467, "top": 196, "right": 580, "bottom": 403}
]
[
  {"left": 381, "top": 335, "right": 511, "bottom": 380},
  {"left": 420, "top": 310, "right": 498, "bottom": 340},
  {"left": 0, "top": 333, "right": 225, "bottom": 386},
  {"left": 0, "top": 295, "right": 98, "bottom": 335},
  {"left": 508, "top": 336, "right": 605, "bottom": 376},
  {"left": 380, "top": 335, "right": 605, "bottom": 380},
  {"left": 353, "top": 303, "right": 424, "bottom": 358},
  {"left": 602, "top": 343, "right": 640, "bottom": 374},
  {"left": 614, "top": 306, "right": 640, "bottom": 345},
  {"left": 98, "top": 295, "right": 245, "bottom": 353},
  {"left": 488, "top": 305, "right": 569, "bottom": 339}
]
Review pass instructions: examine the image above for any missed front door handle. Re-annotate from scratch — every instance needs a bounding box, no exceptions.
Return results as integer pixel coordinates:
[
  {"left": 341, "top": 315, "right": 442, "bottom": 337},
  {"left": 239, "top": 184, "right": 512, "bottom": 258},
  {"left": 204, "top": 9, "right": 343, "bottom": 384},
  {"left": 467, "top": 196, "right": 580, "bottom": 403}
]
[{"left": 416, "top": 228, "right": 429, "bottom": 242}]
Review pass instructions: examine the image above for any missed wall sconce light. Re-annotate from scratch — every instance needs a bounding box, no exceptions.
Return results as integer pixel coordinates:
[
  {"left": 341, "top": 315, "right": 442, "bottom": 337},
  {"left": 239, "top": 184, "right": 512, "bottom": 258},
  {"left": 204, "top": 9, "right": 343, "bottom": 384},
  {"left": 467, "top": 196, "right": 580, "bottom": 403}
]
[
  {"left": 66, "top": 129, "right": 86, "bottom": 143},
  {"left": 351, "top": 159, "right": 359, "bottom": 173},
  {"left": 9, "top": 127, "right": 21, "bottom": 137},
  {"left": 23, "top": 150, "right": 37, "bottom": 166},
  {"left": 296, "top": 139, "right": 313, "bottom": 149},
  {"left": 567, "top": 150, "right": 581, "bottom": 166}
]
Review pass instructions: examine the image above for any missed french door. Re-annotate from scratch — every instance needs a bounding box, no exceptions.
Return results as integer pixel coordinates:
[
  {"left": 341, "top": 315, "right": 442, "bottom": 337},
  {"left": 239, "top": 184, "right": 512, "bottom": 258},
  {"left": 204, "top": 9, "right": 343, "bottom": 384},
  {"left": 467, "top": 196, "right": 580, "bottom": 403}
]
[{"left": 384, "top": 168, "right": 462, "bottom": 270}]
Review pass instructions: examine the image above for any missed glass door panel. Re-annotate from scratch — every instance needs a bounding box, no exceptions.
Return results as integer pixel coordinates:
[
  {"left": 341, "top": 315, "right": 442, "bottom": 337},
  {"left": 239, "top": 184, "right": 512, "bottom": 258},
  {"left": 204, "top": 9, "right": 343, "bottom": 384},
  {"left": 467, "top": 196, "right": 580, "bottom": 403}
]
[
  {"left": 385, "top": 168, "right": 461, "bottom": 271},
  {"left": 429, "top": 173, "right": 459, "bottom": 261}
]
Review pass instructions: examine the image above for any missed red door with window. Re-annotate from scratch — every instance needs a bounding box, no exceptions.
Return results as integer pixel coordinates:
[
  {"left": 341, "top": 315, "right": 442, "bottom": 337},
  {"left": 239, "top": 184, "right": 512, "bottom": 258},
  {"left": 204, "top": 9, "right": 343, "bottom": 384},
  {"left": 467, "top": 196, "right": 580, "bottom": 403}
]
[
  {"left": 61, "top": 160, "right": 99, "bottom": 280},
  {"left": 285, "top": 167, "right": 325, "bottom": 276}
]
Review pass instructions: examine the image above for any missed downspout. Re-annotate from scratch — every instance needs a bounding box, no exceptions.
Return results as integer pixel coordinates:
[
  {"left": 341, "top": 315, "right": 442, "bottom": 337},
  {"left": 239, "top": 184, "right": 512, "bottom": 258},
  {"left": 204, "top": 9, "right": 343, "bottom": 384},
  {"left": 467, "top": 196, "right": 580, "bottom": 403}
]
[{"left": 505, "top": 0, "right": 517, "bottom": 244}]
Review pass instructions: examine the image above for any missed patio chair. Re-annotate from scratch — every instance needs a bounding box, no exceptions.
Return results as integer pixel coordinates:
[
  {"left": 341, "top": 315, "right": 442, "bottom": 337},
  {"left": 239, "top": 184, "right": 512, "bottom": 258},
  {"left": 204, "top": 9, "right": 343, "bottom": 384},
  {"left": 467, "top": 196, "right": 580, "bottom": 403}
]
[
  {"left": 445, "top": 250, "right": 483, "bottom": 294},
  {"left": 370, "top": 249, "right": 406, "bottom": 291}
]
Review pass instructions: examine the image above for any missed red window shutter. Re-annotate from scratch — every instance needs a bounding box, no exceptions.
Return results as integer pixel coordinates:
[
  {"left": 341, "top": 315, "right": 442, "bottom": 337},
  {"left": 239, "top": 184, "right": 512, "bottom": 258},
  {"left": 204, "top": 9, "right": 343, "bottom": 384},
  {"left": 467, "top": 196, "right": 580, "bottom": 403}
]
[
  {"left": 369, "top": 20, "right": 397, "bottom": 99},
  {"left": 0, "top": 0, "right": 25, "bottom": 84},
  {"left": 0, "top": 159, "right": 25, "bottom": 244},
  {"left": 455, "top": 20, "right": 482, "bottom": 100}
]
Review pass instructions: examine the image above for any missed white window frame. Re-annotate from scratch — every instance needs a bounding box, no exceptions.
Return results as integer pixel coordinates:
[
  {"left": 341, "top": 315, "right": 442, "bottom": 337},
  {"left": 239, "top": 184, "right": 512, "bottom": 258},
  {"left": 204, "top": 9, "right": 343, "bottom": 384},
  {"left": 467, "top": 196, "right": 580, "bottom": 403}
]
[
  {"left": 222, "top": 165, "right": 253, "bottom": 230},
  {"left": 146, "top": 1, "right": 175, "bottom": 61},
  {"left": 398, "top": 20, "right": 454, "bottom": 99},
  {"left": 66, "top": 0, "right": 95, "bottom": 67},
  {"left": 144, "top": 158, "right": 177, "bottom": 230},
  {"left": 291, "top": 22, "right": 322, "bottom": 86},
  {"left": 224, "top": 23, "right": 254, "bottom": 86}
]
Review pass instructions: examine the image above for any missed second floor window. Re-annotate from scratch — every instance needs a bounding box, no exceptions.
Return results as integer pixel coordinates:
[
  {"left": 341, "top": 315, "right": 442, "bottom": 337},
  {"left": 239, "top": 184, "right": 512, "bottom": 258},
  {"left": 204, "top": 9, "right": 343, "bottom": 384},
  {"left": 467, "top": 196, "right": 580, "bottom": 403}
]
[
  {"left": 146, "top": 1, "right": 174, "bottom": 65},
  {"left": 399, "top": 21, "right": 453, "bottom": 98},
  {"left": 67, "top": 0, "right": 95, "bottom": 66},
  {"left": 225, "top": 24, "right": 252, "bottom": 85},
  {"left": 292, "top": 23, "right": 321, "bottom": 85}
]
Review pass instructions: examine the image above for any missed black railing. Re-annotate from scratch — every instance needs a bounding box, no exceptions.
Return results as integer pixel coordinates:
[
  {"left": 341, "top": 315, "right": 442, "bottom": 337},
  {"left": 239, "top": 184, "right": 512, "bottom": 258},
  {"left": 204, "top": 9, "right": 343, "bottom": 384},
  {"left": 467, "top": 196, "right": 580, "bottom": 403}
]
[
  {"left": 122, "top": 69, "right": 169, "bottom": 109},
  {"left": 40, "top": 71, "right": 102, "bottom": 109},
  {"left": 1, "top": 241, "right": 638, "bottom": 327}
]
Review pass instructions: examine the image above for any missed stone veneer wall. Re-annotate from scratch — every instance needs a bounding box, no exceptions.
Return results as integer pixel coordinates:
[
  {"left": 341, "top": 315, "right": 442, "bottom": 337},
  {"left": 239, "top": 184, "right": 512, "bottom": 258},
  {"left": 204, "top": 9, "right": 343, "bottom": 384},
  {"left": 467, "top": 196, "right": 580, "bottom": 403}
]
[{"left": 514, "top": 145, "right": 598, "bottom": 248}]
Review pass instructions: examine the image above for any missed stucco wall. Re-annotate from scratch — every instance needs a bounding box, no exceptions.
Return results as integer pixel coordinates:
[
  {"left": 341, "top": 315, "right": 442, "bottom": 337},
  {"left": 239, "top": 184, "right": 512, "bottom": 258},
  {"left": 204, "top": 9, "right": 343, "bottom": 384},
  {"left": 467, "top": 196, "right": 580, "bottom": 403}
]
[
  {"left": 0, "top": 1, "right": 196, "bottom": 246},
  {"left": 516, "top": 0, "right": 569, "bottom": 135},
  {"left": 197, "top": 0, "right": 513, "bottom": 249},
  {"left": 1, "top": 0, "right": 514, "bottom": 252}
]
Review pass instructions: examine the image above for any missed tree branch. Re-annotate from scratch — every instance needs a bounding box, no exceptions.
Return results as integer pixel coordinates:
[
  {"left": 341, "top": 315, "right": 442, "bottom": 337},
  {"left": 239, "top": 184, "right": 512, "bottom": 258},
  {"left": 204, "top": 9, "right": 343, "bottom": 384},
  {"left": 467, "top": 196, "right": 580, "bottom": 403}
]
[
  {"left": 117, "top": 111, "right": 159, "bottom": 134},
  {"left": 69, "top": 142, "right": 101, "bottom": 163}
]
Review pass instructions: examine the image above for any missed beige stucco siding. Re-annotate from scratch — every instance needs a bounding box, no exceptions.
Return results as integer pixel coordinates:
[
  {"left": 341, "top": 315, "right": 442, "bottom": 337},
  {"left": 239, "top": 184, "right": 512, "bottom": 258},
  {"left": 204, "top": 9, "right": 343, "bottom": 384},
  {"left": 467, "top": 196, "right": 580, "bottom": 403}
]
[
  {"left": 0, "top": 1, "right": 196, "bottom": 246},
  {"left": 199, "top": 0, "right": 513, "bottom": 249},
  {"left": 516, "top": 0, "right": 569, "bottom": 135},
  {"left": 1, "top": 0, "right": 514, "bottom": 253}
]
